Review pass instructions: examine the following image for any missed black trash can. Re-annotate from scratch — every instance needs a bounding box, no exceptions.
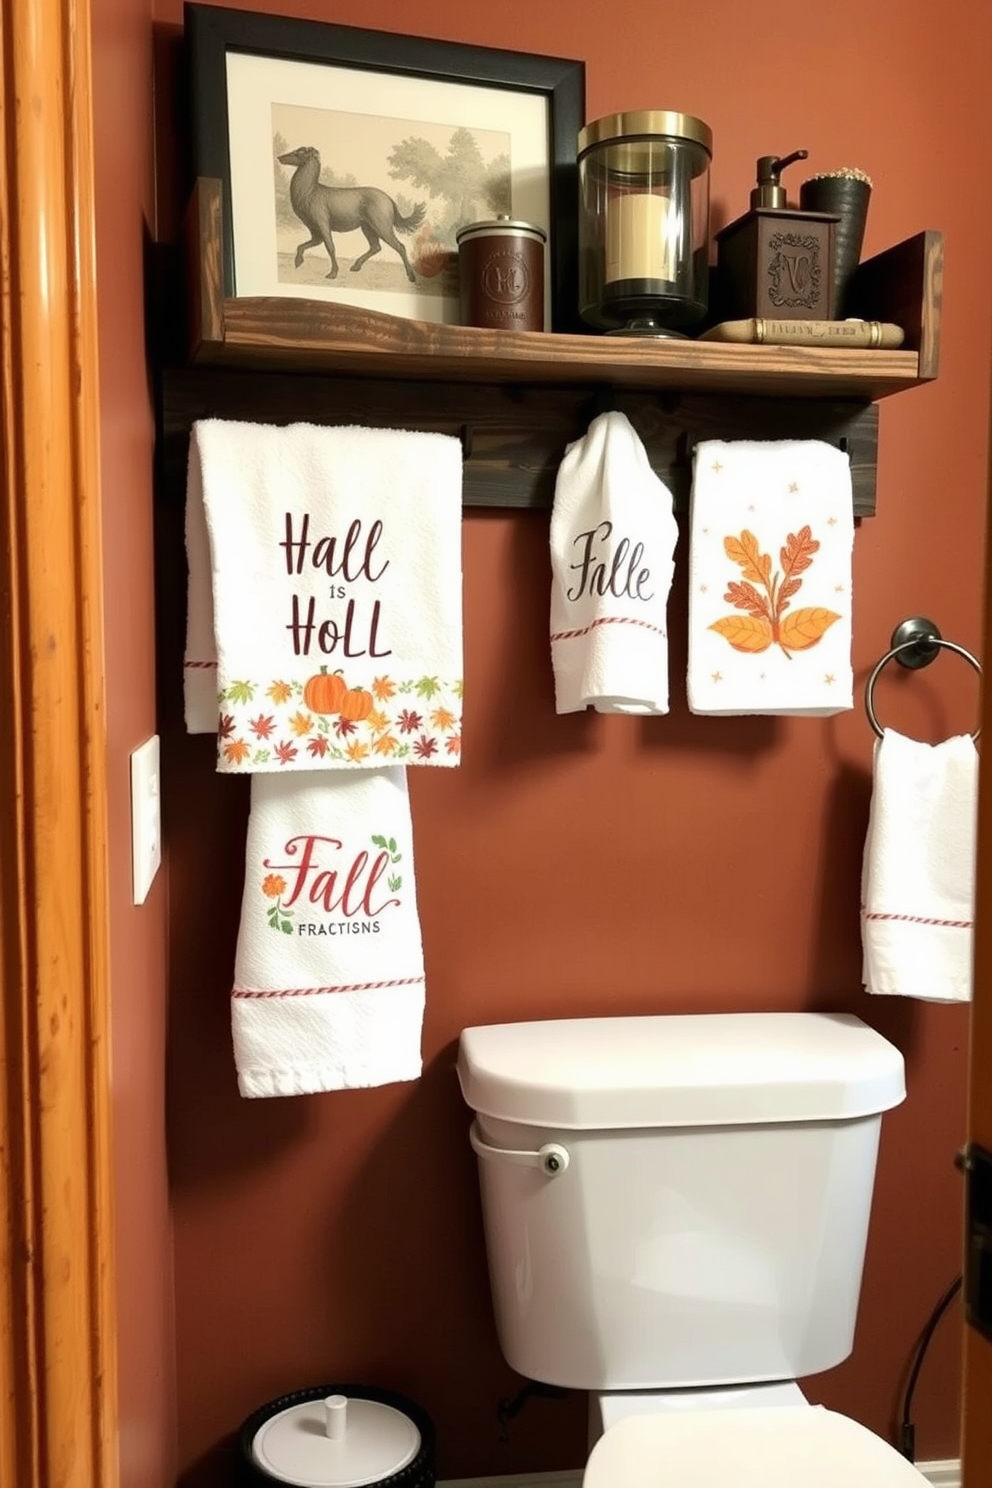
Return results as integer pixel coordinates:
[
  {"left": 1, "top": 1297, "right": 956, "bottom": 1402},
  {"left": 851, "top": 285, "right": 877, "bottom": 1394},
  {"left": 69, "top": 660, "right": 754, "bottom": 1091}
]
[{"left": 237, "top": 1384, "right": 435, "bottom": 1488}]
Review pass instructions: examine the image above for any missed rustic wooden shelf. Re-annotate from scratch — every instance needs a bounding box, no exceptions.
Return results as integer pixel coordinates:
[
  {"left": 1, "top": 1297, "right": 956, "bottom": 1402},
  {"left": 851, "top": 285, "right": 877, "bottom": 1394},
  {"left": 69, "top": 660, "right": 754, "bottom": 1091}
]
[
  {"left": 198, "top": 297, "right": 928, "bottom": 400},
  {"left": 161, "top": 178, "right": 944, "bottom": 517}
]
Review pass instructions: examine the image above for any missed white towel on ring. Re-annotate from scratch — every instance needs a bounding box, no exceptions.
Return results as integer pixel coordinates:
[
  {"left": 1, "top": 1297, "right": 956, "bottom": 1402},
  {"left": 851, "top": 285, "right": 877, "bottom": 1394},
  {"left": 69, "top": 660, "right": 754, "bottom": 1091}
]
[
  {"left": 861, "top": 728, "right": 978, "bottom": 1002},
  {"left": 232, "top": 767, "right": 426, "bottom": 1096},
  {"left": 550, "top": 411, "right": 678, "bottom": 714}
]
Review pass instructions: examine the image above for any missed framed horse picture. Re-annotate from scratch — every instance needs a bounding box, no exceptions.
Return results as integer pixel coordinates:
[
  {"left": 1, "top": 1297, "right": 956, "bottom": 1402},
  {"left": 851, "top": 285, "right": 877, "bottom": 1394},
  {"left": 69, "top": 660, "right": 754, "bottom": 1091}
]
[{"left": 184, "top": 4, "right": 585, "bottom": 332}]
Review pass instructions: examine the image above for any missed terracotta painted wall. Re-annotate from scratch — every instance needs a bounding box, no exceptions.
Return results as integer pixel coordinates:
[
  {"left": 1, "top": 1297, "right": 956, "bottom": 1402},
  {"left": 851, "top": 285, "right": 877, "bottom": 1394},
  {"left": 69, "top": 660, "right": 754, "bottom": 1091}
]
[
  {"left": 91, "top": 0, "right": 177, "bottom": 1483},
  {"left": 151, "top": 1, "right": 992, "bottom": 1482}
]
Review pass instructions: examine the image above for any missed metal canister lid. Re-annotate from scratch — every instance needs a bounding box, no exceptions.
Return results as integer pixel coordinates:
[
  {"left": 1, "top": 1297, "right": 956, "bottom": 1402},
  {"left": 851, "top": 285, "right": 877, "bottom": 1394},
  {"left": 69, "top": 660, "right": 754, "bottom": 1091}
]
[
  {"left": 456, "top": 215, "right": 547, "bottom": 245},
  {"left": 578, "top": 110, "right": 713, "bottom": 158}
]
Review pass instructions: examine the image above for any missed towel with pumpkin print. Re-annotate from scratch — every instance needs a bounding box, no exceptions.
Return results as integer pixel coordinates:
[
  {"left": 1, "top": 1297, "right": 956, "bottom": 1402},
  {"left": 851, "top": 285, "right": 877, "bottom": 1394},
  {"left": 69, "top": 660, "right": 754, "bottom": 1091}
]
[
  {"left": 232, "top": 767, "right": 426, "bottom": 1096},
  {"left": 687, "top": 439, "right": 854, "bottom": 715},
  {"left": 186, "top": 418, "right": 463, "bottom": 771}
]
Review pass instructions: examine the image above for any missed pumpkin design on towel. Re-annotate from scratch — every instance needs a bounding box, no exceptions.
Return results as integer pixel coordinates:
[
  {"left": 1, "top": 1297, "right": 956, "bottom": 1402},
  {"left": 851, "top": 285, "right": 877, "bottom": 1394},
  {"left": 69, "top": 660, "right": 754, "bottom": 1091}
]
[
  {"left": 303, "top": 666, "right": 347, "bottom": 714},
  {"left": 339, "top": 685, "right": 373, "bottom": 722},
  {"left": 709, "top": 526, "right": 840, "bottom": 659},
  {"left": 303, "top": 669, "right": 373, "bottom": 722},
  {"left": 218, "top": 671, "right": 463, "bottom": 768}
]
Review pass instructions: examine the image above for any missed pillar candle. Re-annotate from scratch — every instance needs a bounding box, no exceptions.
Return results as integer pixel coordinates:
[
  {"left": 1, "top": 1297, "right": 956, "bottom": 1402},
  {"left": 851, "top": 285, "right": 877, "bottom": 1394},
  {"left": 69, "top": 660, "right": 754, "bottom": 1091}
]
[{"left": 605, "top": 192, "right": 676, "bottom": 284}]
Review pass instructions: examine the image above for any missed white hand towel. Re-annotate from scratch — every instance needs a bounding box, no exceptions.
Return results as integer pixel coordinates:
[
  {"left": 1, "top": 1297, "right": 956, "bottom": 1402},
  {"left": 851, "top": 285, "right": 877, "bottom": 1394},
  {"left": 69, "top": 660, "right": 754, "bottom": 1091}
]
[
  {"left": 232, "top": 767, "right": 426, "bottom": 1096},
  {"left": 550, "top": 411, "right": 678, "bottom": 714},
  {"left": 184, "top": 436, "right": 220, "bottom": 732},
  {"left": 861, "top": 728, "right": 978, "bottom": 1002},
  {"left": 188, "top": 418, "right": 463, "bottom": 771},
  {"left": 687, "top": 439, "right": 854, "bottom": 715}
]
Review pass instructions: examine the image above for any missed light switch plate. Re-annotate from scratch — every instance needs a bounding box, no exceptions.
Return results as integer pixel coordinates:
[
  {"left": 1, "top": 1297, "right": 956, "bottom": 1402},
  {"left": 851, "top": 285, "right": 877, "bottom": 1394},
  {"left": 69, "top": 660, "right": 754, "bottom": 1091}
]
[{"left": 130, "top": 734, "right": 161, "bottom": 905}]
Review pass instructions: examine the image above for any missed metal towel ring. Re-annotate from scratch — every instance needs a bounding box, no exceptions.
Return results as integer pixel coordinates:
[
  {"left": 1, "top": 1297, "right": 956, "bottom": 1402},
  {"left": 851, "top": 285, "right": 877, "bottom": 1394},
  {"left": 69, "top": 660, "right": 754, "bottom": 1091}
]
[{"left": 864, "top": 616, "right": 982, "bottom": 741}]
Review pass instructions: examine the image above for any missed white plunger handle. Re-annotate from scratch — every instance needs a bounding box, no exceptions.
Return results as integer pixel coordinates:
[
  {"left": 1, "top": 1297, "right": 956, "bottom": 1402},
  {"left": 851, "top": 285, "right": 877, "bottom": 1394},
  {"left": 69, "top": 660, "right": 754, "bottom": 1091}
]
[{"left": 324, "top": 1395, "right": 347, "bottom": 1439}]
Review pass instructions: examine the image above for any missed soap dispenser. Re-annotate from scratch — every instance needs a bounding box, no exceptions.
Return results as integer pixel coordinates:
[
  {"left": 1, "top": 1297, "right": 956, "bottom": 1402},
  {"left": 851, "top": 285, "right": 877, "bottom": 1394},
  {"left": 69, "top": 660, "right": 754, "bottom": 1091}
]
[
  {"left": 714, "top": 149, "right": 840, "bottom": 322},
  {"left": 751, "top": 149, "right": 807, "bottom": 207}
]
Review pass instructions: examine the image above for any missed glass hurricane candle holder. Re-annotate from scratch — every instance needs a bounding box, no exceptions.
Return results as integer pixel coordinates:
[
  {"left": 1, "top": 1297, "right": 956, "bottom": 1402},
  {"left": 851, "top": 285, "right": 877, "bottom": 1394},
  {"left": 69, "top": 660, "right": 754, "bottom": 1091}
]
[{"left": 578, "top": 110, "right": 712, "bottom": 337}]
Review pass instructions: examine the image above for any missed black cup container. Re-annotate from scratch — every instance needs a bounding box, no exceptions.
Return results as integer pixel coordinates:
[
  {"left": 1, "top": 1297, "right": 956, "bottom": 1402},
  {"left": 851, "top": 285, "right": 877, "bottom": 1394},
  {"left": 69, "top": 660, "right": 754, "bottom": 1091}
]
[{"left": 799, "top": 172, "right": 872, "bottom": 318}]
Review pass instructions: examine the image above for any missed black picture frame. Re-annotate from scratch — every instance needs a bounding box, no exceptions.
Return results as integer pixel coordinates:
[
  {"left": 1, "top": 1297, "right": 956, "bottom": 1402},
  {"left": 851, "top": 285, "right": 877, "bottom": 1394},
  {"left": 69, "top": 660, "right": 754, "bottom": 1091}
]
[{"left": 184, "top": 3, "right": 585, "bottom": 332}]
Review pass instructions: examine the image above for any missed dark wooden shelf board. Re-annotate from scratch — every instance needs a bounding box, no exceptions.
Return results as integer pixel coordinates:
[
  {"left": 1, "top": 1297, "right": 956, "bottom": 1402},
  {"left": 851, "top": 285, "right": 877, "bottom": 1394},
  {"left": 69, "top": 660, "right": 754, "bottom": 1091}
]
[{"left": 205, "top": 297, "right": 923, "bottom": 402}]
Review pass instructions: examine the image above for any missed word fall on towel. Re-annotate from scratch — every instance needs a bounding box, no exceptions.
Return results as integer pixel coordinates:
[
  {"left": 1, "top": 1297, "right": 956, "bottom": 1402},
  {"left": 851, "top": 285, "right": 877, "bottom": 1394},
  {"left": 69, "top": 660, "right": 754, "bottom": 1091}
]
[{"left": 565, "top": 519, "right": 656, "bottom": 603}]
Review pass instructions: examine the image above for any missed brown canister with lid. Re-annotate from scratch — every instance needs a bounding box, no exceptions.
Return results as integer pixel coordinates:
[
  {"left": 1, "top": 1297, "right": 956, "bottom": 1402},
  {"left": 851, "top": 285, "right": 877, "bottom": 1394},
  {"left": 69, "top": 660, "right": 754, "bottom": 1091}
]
[{"left": 456, "top": 216, "right": 547, "bottom": 332}]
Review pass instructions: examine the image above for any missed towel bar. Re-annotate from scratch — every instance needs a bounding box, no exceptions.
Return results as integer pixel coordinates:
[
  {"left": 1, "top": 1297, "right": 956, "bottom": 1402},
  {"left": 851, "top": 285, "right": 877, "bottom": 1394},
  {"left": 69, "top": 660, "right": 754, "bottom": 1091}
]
[
  {"left": 864, "top": 615, "right": 982, "bottom": 740},
  {"left": 158, "top": 367, "right": 882, "bottom": 515}
]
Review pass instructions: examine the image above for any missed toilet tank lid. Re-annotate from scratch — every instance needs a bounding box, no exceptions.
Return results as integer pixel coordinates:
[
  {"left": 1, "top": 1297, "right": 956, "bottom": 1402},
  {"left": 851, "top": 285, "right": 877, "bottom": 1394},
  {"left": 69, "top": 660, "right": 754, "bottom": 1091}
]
[{"left": 456, "top": 1013, "right": 906, "bottom": 1129}]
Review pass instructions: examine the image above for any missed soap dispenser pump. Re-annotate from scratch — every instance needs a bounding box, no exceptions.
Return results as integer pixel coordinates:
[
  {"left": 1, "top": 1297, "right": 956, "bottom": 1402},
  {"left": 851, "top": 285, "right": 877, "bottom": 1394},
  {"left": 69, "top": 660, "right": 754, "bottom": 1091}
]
[
  {"left": 750, "top": 149, "right": 809, "bottom": 210},
  {"left": 714, "top": 148, "right": 839, "bottom": 322}
]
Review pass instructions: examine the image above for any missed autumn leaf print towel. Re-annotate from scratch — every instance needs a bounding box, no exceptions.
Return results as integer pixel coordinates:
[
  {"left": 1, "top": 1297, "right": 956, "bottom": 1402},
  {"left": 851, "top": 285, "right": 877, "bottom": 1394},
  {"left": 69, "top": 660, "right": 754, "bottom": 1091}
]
[
  {"left": 232, "top": 768, "right": 426, "bottom": 1095},
  {"left": 687, "top": 439, "right": 854, "bottom": 715},
  {"left": 186, "top": 419, "right": 463, "bottom": 772}
]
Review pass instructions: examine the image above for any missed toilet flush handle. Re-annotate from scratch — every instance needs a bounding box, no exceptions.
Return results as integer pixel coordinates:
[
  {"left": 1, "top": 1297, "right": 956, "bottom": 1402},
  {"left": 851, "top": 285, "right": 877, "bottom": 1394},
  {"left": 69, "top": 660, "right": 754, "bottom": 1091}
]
[{"left": 469, "top": 1121, "right": 570, "bottom": 1178}]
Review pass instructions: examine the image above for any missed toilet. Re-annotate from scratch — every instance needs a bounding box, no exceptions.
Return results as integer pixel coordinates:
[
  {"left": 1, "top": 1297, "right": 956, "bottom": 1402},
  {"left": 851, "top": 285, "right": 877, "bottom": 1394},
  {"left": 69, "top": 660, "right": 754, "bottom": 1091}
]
[{"left": 456, "top": 1011, "right": 929, "bottom": 1485}]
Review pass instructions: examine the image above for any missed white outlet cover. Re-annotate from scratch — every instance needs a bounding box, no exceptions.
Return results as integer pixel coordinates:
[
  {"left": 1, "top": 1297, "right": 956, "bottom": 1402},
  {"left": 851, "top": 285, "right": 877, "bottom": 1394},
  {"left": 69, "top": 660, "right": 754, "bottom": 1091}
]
[{"left": 130, "top": 734, "right": 161, "bottom": 905}]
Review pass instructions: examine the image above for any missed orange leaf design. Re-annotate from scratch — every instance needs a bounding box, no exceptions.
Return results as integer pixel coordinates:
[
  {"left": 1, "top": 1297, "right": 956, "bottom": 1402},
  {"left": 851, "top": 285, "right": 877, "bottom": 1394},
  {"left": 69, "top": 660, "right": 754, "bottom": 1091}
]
[
  {"left": 724, "top": 580, "right": 771, "bottom": 618},
  {"left": 223, "top": 738, "right": 251, "bottom": 764},
  {"left": 430, "top": 705, "right": 457, "bottom": 731},
  {"left": 778, "top": 607, "right": 840, "bottom": 651},
  {"left": 709, "top": 615, "right": 773, "bottom": 653},
  {"left": 724, "top": 531, "right": 771, "bottom": 587},
  {"left": 712, "top": 523, "right": 835, "bottom": 659},
  {"left": 780, "top": 526, "right": 819, "bottom": 579}
]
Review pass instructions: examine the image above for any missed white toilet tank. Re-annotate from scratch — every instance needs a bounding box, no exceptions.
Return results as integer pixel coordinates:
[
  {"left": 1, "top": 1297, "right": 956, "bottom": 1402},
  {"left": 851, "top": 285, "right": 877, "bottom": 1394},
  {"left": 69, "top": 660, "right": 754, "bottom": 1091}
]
[{"left": 457, "top": 1012, "right": 905, "bottom": 1393}]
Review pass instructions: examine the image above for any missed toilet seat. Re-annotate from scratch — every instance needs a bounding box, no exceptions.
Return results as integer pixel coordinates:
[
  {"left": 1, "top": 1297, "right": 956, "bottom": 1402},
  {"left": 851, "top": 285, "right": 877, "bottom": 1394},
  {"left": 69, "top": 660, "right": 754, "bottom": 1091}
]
[{"left": 583, "top": 1405, "right": 928, "bottom": 1486}]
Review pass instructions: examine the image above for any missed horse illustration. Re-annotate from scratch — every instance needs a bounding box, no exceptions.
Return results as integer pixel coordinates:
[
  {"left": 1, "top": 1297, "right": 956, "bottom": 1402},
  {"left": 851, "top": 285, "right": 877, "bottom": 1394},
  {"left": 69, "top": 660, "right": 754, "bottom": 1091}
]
[{"left": 278, "top": 145, "right": 427, "bottom": 283}]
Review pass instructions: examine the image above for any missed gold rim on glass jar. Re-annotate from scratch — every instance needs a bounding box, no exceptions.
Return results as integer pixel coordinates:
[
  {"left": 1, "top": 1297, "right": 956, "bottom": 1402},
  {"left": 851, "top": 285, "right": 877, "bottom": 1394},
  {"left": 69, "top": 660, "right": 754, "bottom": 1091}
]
[{"left": 577, "top": 111, "right": 713, "bottom": 338}]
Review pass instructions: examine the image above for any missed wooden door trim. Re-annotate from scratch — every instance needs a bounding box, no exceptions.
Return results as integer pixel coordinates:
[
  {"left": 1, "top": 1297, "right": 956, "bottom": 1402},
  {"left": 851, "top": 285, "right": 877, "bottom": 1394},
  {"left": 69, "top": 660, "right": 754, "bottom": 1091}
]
[{"left": 0, "top": 0, "right": 119, "bottom": 1484}]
